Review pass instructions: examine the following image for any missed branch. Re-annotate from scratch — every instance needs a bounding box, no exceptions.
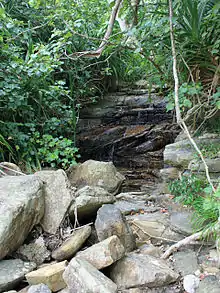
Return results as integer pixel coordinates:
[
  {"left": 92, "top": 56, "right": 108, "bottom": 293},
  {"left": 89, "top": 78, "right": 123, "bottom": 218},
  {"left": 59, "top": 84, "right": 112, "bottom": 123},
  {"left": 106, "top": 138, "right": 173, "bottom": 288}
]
[{"left": 72, "top": 0, "right": 123, "bottom": 58}]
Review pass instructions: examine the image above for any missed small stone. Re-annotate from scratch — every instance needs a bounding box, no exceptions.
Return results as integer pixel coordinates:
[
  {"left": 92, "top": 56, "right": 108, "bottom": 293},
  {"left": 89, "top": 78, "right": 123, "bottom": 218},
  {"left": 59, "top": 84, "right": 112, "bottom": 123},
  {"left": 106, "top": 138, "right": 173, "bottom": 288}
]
[
  {"left": 76, "top": 235, "right": 125, "bottom": 269},
  {"left": 0, "top": 259, "right": 36, "bottom": 293},
  {"left": 63, "top": 257, "right": 117, "bottom": 293},
  {"left": 183, "top": 274, "right": 200, "bottom": 293},
  {"left": 196, "top": 275, "right": 220, "bottom": 293},
  {"left": 52, "top": 226, "right": 91, "bottom": 261},
  {"left": 25, "top": 261, "right": 67, "bottom": 292},
  {"left": 27, "top": 284, "right": 51, "bottom": 293}
]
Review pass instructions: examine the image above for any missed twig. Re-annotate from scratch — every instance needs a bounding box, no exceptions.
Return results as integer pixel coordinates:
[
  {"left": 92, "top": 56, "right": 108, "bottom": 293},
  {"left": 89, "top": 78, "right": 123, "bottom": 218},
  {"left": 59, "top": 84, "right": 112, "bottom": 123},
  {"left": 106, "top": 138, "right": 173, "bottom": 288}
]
[
  {"left": 74, "top": 205, "right": 80, "bottom": 229},
  {"left": 161, "top": 232, "right": 202, "bottom": 259},
  {"left": 0, "top": 164, "right": 25, "bottom": 175},
  {"left": 0, "top": 169, "right": 7, "bottom": 176}
]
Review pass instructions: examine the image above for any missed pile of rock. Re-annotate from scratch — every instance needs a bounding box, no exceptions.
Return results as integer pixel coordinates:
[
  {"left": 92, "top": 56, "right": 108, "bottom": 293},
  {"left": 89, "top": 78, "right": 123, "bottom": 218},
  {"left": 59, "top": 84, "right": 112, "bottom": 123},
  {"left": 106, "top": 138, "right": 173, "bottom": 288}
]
[{"left": 0, "top": 159, "right": 181, "bottom": 293}]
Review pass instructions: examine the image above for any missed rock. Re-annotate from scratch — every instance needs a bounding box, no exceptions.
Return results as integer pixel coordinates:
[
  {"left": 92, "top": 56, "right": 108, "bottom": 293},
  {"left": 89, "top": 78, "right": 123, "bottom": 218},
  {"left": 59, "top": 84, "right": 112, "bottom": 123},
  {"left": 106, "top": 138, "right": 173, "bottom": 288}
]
[
  {"left": 170, "top": 211, "right": 194, "bottom": 236},
  {"left": 67, "top": 160, "right": 125, "bottom": 195},
  {"left": 69, "top": 186, "right": 115, "bottom": 219},
  {"left": 63, "top": 257, "right": 117, "bottom": 293},
  {"left": 128, "top": 212, "right": 183, "bottom": 243},
  {"left": 164, "top": 140, "right": 194, "bottom": 168},
  {"left": 15, "top": 237, "right": 50, "bottom": 265},
  {"left": 52, "top": 225, "right": 91, "bottom": 261},
  {"left": 0, "top": 162, "right": 22, "bottom": 176},
  {"left": 183, "top": 275, "right": 200, "bottom": 293},
  {"left": 0, "top": 175, "right": 44, "bottom": 259},
  {"left": 27, "top": 284, "right": 51, "bottom": 293},
  {"left": 0, "top": 259, "right": 36, "bottom": 293},
  {"left": 196, "top": 275, "right": 220, "bottom": 293},
  {"left": 3, "top": 291, "right": 17, "bottom": 293},
  {"left": 138, "top": 244, "right": 162, "bottom": 257},
  {"left": 35, "top": 170, "right": 73, "bottom": 234},
  {"left": 110, "top": 253, "right": 179, "bottom": 289},
  {"left": 113, "top": 200, "right": 147, "bottom": 215},
  {"left": 95, "top": 204, "right": 136, "bottom": 252},
  {"left": 173, "top": 250, "right": 199, "bottom": 276},
  {"left": 25, "top": 261, "right": 67, "bottom": 292},
  {"left": 160, "top": 168, "right": 181, "bottom": 181},
  {"left": 189, "top": 158, "right": 220, "bottom": 173},
  {"left": 76, "top": 235, "right": 125, "bottom": 269}
]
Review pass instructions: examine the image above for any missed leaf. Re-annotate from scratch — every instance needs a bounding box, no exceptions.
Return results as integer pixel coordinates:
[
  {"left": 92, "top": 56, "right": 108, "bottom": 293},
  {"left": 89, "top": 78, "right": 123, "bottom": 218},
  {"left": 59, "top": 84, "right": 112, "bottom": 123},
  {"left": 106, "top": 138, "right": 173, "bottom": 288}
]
[
  {"left": 216, "top": 101, "right": 220, "bottom": 109},
  {"left": 166, "top": 102, "right": 174, "bottom": 111}
]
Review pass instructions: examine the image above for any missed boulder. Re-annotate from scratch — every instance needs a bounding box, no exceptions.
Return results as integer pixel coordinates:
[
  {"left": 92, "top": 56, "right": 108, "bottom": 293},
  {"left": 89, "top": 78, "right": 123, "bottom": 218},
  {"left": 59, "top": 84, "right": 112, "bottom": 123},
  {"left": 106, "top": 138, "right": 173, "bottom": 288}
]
[
  {"left": 110, "top": 253, "right": 179, "bottom": 289},
  {"left": 67, "top": 160, "right": 125, "bottom": 195},
  {"left": 95, "top": 204, "right": 136, "bottom": 252},
  {"left": 15, "top": 236, "right": 50, "bottom": 265},
  {"left": 63, "top": 258, "right": 117, "bottom": 293},
  {"left": 170, "top": 211, "right": 194, "bottom": 236},
  {"left": 52, "top": 225, "right": 91, "bottom": 261},
  {"left": 25, "top": 261, "right": 67, "bottom": 292},
  {"left": 27, "top": 284, "right": 51, "bottom": 293},
  {"left": 0, "top": 175, "right": 44, "bottom": 259},
  {"left": 35, "top": 170, "right": 73, "bottom": 234},
  {"left": 189, "top": 158, "right": 220, "bottom": 173},
  {"left": 0, "top": 259, "right": 36, "bottom": 293},
  {"left": 76, "top": 235, "right": 125, "bottom": 269},
  {"left": 69, "top": 186, "right": 115, "bottom": 219}
]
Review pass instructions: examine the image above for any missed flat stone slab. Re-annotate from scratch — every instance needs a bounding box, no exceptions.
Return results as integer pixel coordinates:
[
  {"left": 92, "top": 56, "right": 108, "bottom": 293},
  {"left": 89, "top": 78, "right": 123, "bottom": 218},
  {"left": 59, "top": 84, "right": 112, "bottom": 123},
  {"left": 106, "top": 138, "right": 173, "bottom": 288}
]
[
  {"left": 0, "top": 259, "right": 36, "bottom": 293},
  {"left": 173, "top": 250, "right": 199, "bottom": 276},
  {"left": 63, "top": 258, "right": 117, "bottom": 293},
  {"left": 25, "top": 261, "right": 67, "bottom": 292}
]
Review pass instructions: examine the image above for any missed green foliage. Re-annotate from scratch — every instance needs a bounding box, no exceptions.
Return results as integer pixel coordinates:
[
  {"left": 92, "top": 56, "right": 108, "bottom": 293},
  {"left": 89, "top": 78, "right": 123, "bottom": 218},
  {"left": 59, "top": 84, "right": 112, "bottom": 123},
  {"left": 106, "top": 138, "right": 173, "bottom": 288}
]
[
  {"left": 169, "top": 174, "right": 220, "bottom": 235},
  {"left": 195, "top": 143, "right": 220, "bottom": 159},
  {"left": 169, "top": 174, "right": 207, "bottom": 208}
]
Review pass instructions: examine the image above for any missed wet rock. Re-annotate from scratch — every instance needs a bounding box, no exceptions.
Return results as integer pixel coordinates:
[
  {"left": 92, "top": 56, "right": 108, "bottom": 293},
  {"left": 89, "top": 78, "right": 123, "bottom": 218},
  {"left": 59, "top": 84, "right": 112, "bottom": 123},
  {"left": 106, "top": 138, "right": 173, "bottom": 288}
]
[
  {"left": 27, "top": 284, "right": 51, "bottom": 293},
  {"left": 67, "top": 160, "right": 125, "bottom": 195},
  {"left": 63, "top": 258, "right": 117, "bottom": 293},
  {"left": 170, "top": 211, "right": 194, "bottom": 236},
  {"left": 95, "top": 204, "right": 136, "bottom": 252},
  {"left": 196, "top": 275, "right": 220, "bottom": 293},
  {"left": 76, "top": 235, "right": 125, "bottom": 269},
  {"left": 35, "top": 170, "right": 73, "bottom": 234},
  {"left": 15, "top": 236, "right": 50, "bottom": 265},
  {"left": 51, "top": 225, "right": 91, "bottom": 261},
  {"left": 0, "top": 259, "right": 36, "bottom": 293},
  {"left": 110, "top": 253, "right": 179, "bottom": 289},
  {"left": 173, "top": 250, "right": 199, "bottom": 276},
  {"left": 69, "top": 186, "right": 115, "bottom": 219},
  {"left": 25, "top": 261, "right": 67, "bottom": 292},
  {"left": 183, "top": 275, "right": 200, "bottom": 293},
  {"left": 0, "top": 175, "right": 44, "bottom": 259}
]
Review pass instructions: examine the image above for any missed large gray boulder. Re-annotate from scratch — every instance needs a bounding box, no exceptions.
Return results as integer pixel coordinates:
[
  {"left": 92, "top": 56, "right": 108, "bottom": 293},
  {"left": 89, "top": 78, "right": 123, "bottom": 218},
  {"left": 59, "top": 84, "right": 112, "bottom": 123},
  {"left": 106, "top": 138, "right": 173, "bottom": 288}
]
[
  {"left": 69, "top": 186, "right": 115, "bottom": 219},
  {"left": 63, "top": 258, "right": 117, "bottom": 293},
  {"left": 35, "top": 170, "right": 73, "bottom": 234},
  {"left": 0, "top": 259, "right": 36, "bottom": 293},
  {"left": 76, "top": 235, "right": 125, "bottom": 269},
  {"left": 110, "top": 253, "right": 179, "bottom": 289},
  {"left": 0, "top": 175, "right": 44, "bottom": 259},
  {"left": 67, "top": 160, "right": 125, "bottom": 195},
  {"left": 95, "top": 204, "right": 136, "bottom": 252}
]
